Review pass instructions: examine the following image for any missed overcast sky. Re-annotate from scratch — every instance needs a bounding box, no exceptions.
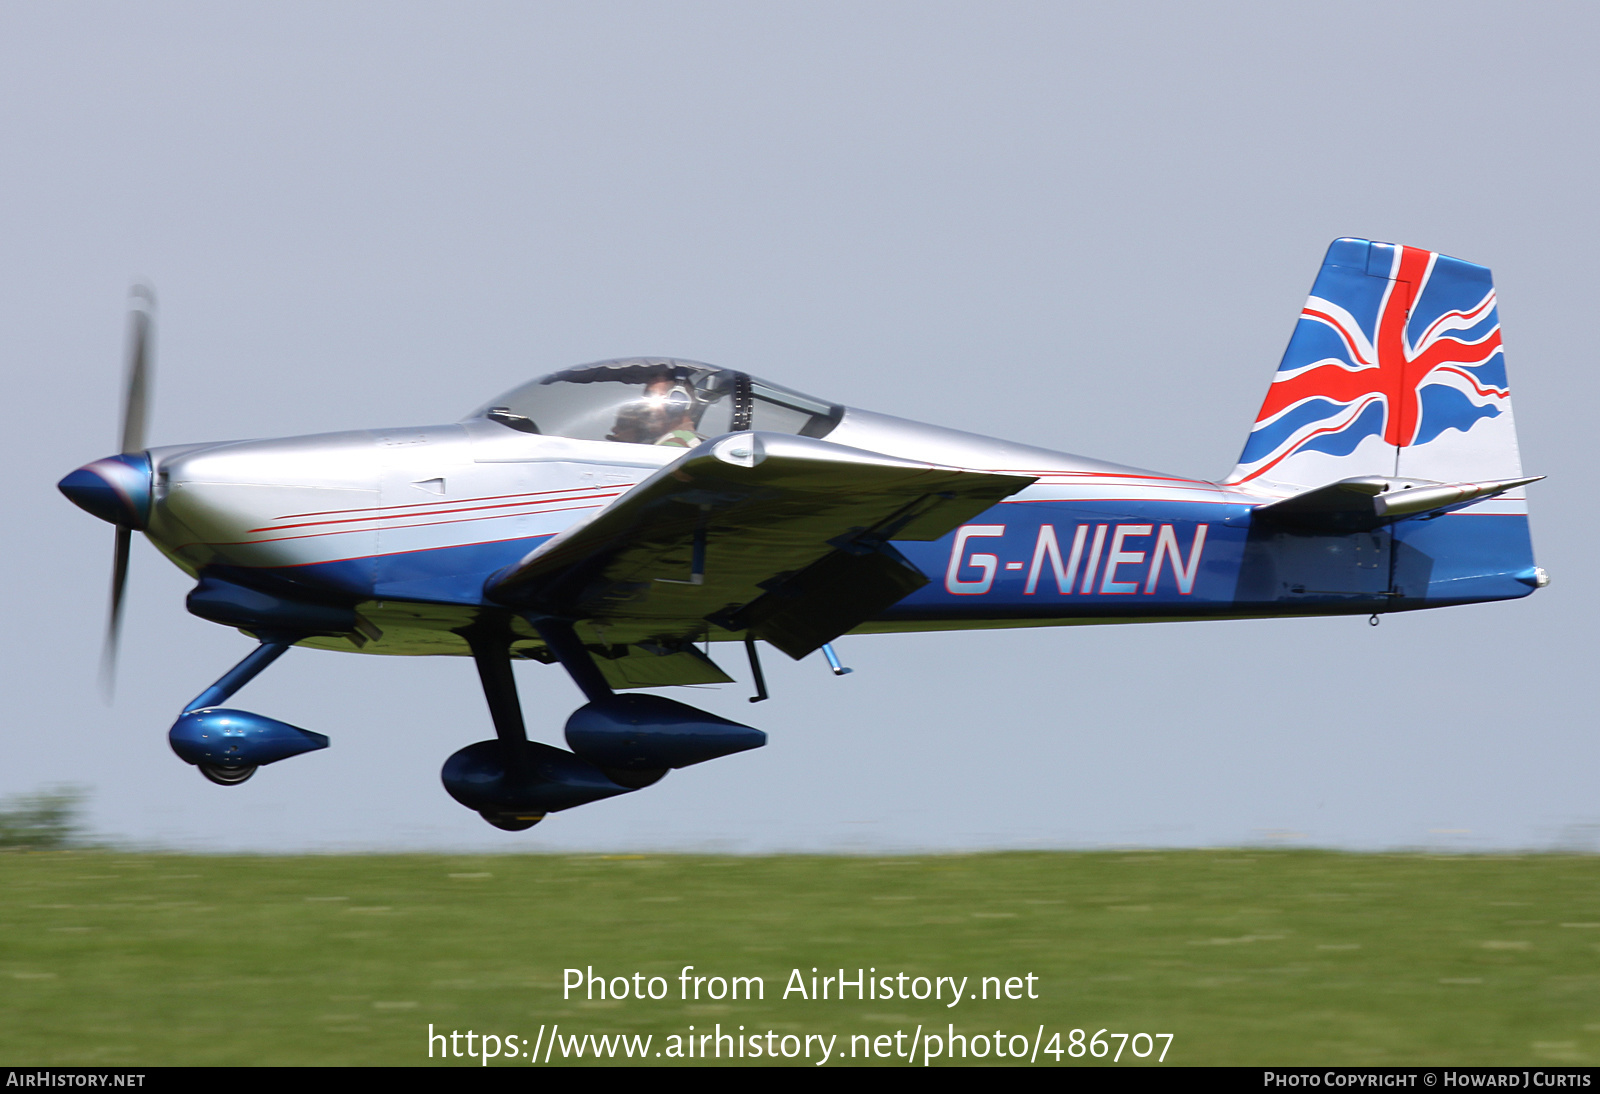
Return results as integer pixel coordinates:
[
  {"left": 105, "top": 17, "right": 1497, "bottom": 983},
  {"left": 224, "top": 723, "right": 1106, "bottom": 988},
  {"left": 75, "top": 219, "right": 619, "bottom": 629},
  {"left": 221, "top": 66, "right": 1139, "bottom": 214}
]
[{"left": 5, "top": 1, "right": 1598, "bottom": 852}]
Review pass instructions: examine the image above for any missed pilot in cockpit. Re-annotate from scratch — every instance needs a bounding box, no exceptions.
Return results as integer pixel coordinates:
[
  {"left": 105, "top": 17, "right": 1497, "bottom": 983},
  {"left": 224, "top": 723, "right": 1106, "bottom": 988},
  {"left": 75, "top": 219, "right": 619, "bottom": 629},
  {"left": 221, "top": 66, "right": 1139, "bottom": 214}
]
[{"left": 608, "top": 376, "right": 704, "bottom": 447}]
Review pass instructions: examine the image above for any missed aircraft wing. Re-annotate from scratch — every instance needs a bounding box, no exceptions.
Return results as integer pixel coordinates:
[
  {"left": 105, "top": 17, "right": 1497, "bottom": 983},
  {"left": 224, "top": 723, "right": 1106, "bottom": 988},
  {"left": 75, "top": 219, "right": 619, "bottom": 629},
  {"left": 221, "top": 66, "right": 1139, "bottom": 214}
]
[{"left": 485, "top": 432, "right": 1034, "bottom": 659}]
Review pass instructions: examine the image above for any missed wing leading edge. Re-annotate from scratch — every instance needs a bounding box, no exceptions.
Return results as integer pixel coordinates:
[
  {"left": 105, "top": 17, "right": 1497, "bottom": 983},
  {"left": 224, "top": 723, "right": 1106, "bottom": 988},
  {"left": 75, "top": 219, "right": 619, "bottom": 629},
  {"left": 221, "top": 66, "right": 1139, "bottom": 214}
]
[{"left": 485, "top": 432, "right": 1035, "bottom": 659}]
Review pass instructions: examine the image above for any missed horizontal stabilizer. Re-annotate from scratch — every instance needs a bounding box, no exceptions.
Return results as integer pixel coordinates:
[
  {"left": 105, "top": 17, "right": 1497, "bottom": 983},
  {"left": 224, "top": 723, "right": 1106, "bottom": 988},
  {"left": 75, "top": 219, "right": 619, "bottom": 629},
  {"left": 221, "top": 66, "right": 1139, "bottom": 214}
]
[{"left": 1253, "top": 475, "right": 1541, "bottom": 532}]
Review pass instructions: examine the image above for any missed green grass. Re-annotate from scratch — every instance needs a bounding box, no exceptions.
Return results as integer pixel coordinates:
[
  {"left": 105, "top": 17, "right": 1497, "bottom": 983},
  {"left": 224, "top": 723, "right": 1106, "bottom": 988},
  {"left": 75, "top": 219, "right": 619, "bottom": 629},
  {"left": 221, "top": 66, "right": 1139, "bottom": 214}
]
[{"left": 1, "top": 849, "right": 1597, "bottom": 1066}]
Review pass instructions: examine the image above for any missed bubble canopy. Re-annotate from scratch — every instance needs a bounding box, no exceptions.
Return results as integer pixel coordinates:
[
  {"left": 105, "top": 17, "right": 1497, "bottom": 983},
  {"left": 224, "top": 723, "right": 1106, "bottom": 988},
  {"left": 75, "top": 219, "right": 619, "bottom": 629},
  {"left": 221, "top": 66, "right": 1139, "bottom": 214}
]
[{"left": 467, "top": 358, "right": 843, "bottom": 448}]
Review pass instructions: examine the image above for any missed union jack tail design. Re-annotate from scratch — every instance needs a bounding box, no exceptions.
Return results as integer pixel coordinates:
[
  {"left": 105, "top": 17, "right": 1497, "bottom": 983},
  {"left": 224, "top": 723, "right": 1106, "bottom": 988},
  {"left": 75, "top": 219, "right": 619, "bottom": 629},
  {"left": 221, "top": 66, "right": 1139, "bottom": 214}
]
[{"left": 1229, "top": 239, "right": 1520, "bottom": 490}]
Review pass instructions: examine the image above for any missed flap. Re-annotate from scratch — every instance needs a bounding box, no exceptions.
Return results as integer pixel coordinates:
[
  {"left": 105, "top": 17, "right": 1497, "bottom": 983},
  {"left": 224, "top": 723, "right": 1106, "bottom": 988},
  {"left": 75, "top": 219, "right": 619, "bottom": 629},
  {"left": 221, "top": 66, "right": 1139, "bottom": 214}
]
[
  {"left": 592, "top": 642, "right": 733, "bottom": 691},
  {"left": 485, "top": 432, "right": 1033, "bottom": 655}
]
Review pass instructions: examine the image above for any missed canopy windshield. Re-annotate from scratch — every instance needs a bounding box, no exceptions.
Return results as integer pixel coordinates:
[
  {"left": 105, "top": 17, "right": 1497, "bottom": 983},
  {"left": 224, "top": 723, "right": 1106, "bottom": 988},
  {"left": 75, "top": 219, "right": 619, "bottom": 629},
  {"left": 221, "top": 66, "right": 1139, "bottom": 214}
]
[{"left": 468, "top": 358, "right": 841, "bottom": 447}]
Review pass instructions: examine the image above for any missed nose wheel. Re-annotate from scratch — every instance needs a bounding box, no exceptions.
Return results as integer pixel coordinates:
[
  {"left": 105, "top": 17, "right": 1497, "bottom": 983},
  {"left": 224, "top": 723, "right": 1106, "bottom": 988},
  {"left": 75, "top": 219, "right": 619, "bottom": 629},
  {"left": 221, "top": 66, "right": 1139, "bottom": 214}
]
[{"left": 198, "top": 763, "right": 257, "bottom": 786}]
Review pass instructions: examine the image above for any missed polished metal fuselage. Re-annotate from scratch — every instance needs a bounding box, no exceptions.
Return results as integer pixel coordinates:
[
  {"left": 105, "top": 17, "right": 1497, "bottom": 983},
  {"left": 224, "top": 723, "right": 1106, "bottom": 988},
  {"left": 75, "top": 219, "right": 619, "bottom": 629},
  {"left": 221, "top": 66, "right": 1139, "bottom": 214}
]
[
  {"left": 142, "top": 406, "right": 1259, "bottom": 656},
  {"left": 138, "top": 391, "right": 1537, "bottom": 662}
]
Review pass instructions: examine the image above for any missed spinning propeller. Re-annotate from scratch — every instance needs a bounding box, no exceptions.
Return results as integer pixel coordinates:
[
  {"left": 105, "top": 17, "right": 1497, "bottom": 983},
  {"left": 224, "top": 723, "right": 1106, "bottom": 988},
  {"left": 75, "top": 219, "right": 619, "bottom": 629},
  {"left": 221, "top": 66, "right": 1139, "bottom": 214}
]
[
  {"left": 56, "top": 287, "right": 159, "bottom": 697},
  {"left": 103, "top": 287, "right": 155, "bottom": 694}
]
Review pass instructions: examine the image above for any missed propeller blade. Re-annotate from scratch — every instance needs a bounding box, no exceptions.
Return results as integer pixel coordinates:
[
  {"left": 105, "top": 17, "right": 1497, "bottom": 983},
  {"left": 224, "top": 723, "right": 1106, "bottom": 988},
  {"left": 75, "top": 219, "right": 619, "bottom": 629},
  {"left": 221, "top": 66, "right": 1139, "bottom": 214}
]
[
  {"left": 101, "top": 525, "right": 132, "bottom": 699},
  {"left": 120, "top": 285, "right": 154, "bottom": 455},
  {"left": 104, "top": 287, "right": 154, "bottom": 699}
]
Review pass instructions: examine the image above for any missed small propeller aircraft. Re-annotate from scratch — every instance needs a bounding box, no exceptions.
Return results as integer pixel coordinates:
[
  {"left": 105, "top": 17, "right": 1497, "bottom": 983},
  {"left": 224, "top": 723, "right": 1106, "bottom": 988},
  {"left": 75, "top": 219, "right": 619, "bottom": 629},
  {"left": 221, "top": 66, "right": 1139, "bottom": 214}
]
[{"left": 60, "top": 239, "right": 1545, "bottom": 830}]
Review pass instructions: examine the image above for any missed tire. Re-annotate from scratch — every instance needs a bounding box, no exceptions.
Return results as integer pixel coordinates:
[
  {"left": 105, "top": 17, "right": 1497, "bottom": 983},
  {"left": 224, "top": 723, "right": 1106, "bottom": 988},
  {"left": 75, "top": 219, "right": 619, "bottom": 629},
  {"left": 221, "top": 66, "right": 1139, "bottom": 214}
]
[
  {"left": 479, "top": 811, "right": 543, "bottom": 831},
  {"left": 198, "top": 763, "right": 257, "bottom": 786}
]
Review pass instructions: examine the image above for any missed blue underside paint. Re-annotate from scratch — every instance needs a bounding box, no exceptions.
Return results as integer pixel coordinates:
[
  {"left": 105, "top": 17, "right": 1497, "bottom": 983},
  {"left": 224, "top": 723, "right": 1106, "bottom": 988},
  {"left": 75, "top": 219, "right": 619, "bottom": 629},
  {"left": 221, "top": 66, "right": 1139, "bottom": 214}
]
[
  {"left": 290, "top": 536, "right": 553, "bottom": 604},
  {"left": 231, "top": 499, "right": 1535, "bottom": 622},
  {"left": 1389, "top": 508, "right": 1537, "bottom": 605}
]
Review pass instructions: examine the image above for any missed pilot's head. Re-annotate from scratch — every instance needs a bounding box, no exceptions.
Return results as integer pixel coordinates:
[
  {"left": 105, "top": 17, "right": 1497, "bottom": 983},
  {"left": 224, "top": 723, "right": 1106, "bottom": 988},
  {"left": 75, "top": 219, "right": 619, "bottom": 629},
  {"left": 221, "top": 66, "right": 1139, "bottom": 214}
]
[{"left": 609, "top": 375, "right": 697, "bottom": 444}]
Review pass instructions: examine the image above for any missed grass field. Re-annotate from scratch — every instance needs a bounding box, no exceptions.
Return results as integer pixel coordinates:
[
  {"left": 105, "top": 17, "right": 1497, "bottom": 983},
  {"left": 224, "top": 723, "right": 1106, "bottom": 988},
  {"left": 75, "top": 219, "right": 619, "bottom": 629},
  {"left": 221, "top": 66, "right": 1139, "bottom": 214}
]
[{"left": 2, "top": 849, "right": 1597, "bottom": 1066}]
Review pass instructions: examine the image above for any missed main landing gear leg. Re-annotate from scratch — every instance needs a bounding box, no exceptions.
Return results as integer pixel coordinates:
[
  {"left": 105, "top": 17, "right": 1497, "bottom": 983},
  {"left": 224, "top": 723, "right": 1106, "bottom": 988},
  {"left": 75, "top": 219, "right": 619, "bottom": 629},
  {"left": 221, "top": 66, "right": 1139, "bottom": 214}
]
[
  {"left": 441, "top": 616, "right": 763, "bottom": 827},
  {"left": 529, "top": 618, "right": 665, "bottom": 789},
  {"left": 529, "top": 617, "right": 614, "bottom": 703},
  {"left": 463, "top": 628, "right": 544, "bottom": 831},
  {"left": 441, "top": 622, "right": 631, "bottom": 828},
  {"left": 168, "top": 634, "right": 328, "bottom": 785}
]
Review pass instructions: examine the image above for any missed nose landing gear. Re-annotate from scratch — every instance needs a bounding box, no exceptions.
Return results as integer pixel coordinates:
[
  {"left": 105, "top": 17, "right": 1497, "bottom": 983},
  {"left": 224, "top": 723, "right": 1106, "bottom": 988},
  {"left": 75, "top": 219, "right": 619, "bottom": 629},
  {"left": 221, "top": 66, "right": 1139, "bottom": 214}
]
[{"left": 166, "top": 636, "right": 329, "bottom": 784}]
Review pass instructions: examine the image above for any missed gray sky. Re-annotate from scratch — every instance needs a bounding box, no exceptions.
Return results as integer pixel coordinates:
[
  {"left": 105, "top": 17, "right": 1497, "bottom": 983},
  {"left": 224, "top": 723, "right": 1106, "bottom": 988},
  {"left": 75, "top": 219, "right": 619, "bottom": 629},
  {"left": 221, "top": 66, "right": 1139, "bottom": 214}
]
[{"left": 5, "top": 1, "right": 1597, "bottom": 852}]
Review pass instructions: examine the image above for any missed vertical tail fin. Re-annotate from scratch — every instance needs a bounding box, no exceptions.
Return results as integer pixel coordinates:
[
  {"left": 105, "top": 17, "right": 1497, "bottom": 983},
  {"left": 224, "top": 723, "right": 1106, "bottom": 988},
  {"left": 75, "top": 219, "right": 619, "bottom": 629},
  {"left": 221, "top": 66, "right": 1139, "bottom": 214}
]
[{"left": 1229, "top": 238, "right": 1520, "bottom": 490}]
